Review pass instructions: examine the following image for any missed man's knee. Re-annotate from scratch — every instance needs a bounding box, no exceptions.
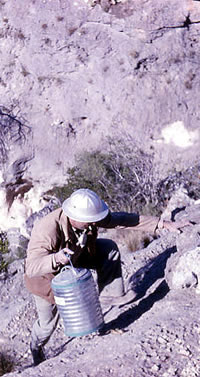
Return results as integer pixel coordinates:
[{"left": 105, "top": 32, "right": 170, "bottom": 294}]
[{"left": 96, "top": 238, "right": 119, "bottom": 254}]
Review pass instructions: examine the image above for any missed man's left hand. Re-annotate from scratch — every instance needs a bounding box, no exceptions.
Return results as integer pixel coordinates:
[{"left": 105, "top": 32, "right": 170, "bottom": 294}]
[{"left": 162, "top": 219, "right": 191, "bottom": 233}]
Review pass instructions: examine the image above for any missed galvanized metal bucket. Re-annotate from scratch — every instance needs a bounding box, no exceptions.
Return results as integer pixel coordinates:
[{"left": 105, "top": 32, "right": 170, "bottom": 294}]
[{"left": 51, "top": 266, "right": 104, "bottom": 337}]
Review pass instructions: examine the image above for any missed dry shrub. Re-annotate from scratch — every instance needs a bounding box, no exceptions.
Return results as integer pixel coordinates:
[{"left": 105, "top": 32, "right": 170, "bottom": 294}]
[
  {"left": 0, "top": 106, "right": 31, "bottom": 164},
  {"left": 47, "top": 135, "right": 200, "bottom": 220},
  {"left": 47, "top": 136, "right": 161, "bottom": 216},
  {"left": 0, "top": 352, "right": 14, "bottom": 376},
  {"left": 0, "top": 234, "right": 8, "bottom": 273},
  {"left": 115, "top": 229, "right": 155, "bottom": 252},
  {"left": 99, "top": 227, "right": 154, "bottom": 253}
]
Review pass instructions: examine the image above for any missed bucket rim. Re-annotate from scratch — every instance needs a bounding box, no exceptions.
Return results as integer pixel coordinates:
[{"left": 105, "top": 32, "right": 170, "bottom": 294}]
[
  {"left": 64, "top": 321, "right": 104, "bottom": 337},
  {"left": 51, "top": 272, "right": 92, "bottom": 289}
]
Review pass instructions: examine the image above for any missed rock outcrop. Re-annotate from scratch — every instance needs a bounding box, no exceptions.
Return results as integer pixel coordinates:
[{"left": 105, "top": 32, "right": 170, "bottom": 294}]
[{"left": 0, "top": 0, "right": 200, "bottom": 195}]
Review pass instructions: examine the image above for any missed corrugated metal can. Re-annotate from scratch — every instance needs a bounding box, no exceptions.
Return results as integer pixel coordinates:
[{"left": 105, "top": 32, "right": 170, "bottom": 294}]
[{"left": 51, "top": 266, "right": 104, "bottom": 337}]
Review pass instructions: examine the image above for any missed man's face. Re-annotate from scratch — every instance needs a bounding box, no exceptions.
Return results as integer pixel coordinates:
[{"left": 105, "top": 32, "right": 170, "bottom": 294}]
[{"left": 69, "top": 218, "right": 95, "bottom": 230}]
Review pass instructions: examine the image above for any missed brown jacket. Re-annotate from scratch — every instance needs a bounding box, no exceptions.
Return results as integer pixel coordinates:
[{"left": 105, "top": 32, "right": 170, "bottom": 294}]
[{"left": 24, "top": 208, "right": 159, "bottom": 303}]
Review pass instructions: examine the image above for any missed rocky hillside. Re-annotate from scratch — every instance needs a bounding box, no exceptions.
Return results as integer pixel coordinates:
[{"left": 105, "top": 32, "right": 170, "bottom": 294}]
[
  {"left": 1, "top": 0, "right": 200, "bottom": 375},
  {"left": 0, "top": 0, "right": 200, "bottom": 232},
  {"left": 1, "top": 190, "right": 200, "bottom": 377}
]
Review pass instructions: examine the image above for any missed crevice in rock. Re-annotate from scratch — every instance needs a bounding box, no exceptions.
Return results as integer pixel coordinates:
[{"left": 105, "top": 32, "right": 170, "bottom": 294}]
[
  {"left": 149, "top": 14, "right": 200, "bottom": 43},
  {"left": 134, "top": 55, "right": 158, "bottom": 71},
  {"left": 5, "top": 179, "right": 33, "bottom": 211},
  {"left": 154, "top": 14, "right": 200, "bottom": 32}
]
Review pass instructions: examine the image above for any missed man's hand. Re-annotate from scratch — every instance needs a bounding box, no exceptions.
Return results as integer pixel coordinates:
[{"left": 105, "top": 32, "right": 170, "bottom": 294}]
[
  {"left": 158, "top": 218, "right": 191, "bottom": 233},
  {"left": 54, "top": 248, "right": 74, "bottom": 266}
]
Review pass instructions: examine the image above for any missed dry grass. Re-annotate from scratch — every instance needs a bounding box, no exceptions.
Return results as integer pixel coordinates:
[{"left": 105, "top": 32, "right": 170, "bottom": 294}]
[{"left": 101, "top": 228, "right": 154, "bottom": 252}]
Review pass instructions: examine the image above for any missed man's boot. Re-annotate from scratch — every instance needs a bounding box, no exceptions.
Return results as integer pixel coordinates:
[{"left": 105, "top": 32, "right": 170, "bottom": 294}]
[{"left": 30, "top": 342, "right": 46, "bottom": 366}]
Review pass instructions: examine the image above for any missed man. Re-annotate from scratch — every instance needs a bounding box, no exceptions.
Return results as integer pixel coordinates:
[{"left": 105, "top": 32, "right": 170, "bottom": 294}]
[{"left": 24, "top": 188, "right": 184, "bottom": 366}]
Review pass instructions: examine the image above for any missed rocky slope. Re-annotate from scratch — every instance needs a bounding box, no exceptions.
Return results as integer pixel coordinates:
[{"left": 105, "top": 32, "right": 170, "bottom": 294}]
[
  {"left": 0, "top": 0, "right": 200, "bottom": 224},
  {"left": 1, "top": 191, "right": 200, "bottom": 377},
  {"left": 1, "top": 0, "right": 200, "bottom": 375}
]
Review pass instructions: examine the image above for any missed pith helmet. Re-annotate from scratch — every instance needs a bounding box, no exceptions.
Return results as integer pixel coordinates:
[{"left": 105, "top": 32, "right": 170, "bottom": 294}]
[{"left": 62, "top": 188, "right": 109, "bottom": 222}]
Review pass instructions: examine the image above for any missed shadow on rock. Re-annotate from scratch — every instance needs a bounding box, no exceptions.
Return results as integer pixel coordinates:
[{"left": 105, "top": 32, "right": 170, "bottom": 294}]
[
  {"left": 102, "top": 280, "right": 169, "bottom": 333},
  {"left": 52, "top": 338, "right": 74, "bottom": 358},
  {"left": 128, "top": 245, "right": 177, "bottom": 301},
  {"left": 100, "top": 246, "right": 177, "bottom": 333}
]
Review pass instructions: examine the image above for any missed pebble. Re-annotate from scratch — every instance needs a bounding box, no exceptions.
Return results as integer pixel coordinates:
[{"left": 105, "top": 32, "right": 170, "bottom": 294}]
[
  {"left": 151, "top": 364, "right": 160, "bottom": 372},
  {"left": 157, "top": 336, "right": 167, "bottom": 344}
]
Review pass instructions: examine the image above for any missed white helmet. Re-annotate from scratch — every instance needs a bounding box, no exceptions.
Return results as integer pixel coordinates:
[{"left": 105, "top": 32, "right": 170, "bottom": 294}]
[{"left": 62, "top": 189, "right": 109, "bottom": 222}]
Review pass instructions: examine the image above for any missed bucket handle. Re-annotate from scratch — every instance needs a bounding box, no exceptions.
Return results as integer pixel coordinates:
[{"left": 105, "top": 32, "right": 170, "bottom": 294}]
[
  {"left": 61, "top": 251, "right": 78, "bottom": 277},
  {"left": 61, "top": 265, "right": 78, "bottom": 274},
  {"left": 60, "top": 266, "right": 79, "bottom": 283}
]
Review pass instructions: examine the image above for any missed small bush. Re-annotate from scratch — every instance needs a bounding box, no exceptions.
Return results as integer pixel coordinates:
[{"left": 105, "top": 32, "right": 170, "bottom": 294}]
[
  {"left": 47, "top": 138, "right": 160, "bottom": 215},
  {"left": 0, "top": 352, "right": 14, "bottom": 375},
  {"left": 46, "top": 137, "right": 200, "bottom": 218},
  {"left": 0, "top": 233, "right": 8, "bottom": 273}
]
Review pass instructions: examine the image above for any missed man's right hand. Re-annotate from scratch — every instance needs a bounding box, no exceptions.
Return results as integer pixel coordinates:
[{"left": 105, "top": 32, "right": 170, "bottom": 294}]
[{"left": 54, "top": 248, "right": 74, "bottom": 266}]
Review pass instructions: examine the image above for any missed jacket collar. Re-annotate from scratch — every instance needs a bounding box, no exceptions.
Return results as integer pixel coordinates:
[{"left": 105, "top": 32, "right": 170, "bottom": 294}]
[
  {"left": 59, "top": 210, "right": 70, "bottom": 242},
  {"left": 59, "top": 210, "right": 81, "bottom": 244}
]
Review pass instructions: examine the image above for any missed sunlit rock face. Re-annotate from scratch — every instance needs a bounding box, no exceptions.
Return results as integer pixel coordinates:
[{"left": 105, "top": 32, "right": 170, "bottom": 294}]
[
  {"left": 160, "top": 121, "right": 199, "bottom": 148},
  {"left": 0, "top": 0, "right": 200, "bottom": 230}
]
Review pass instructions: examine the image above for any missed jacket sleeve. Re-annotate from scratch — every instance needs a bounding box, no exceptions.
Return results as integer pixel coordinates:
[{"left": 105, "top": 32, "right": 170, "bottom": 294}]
[
  {"left": 97, "top": 211, "right": 159, "bottom": 233},
  {"left": 129, "top": 215, "right": 159, "bottom": 233},
  {"left": 25, "top": 216, "right": 60, "bottom": 278}
]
